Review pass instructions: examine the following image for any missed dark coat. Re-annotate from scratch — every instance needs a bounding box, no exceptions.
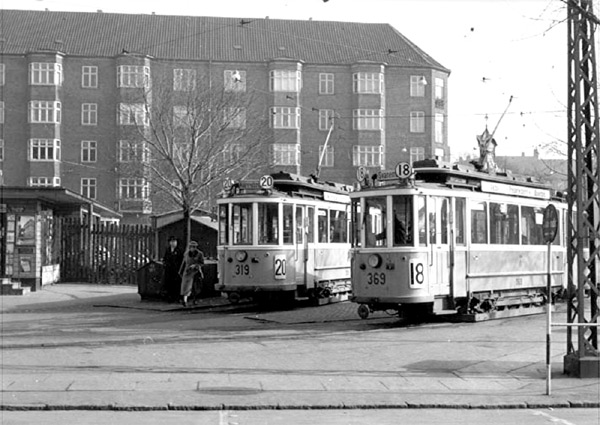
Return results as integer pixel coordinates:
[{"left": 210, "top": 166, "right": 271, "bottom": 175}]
[{"left": 162, "top": 246, "right": 183, "bottom": 299}]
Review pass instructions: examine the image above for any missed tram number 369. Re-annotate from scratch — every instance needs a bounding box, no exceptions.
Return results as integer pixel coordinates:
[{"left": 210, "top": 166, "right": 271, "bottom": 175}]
[
  {"left": 274, "top": 255, "right": 286, "bottom": 280},
  {"left": 367, "top": 272, "right": 386, "bottom": 285}
]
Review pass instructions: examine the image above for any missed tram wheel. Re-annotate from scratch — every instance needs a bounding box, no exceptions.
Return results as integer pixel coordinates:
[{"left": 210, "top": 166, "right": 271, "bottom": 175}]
[
  {"left": 357, "top": 304, "right": 370, "bottom": 320},
  {"left": 228, "top": 292, "right": 241, "bottom": 304}
]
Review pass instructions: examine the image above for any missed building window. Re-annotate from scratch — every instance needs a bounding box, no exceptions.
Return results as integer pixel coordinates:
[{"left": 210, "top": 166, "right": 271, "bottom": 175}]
[
  {"left": 0, "top": 64, "right": 5, "bottom": 86},
  {"left": 435, "top": 78, "right": 444, "bottom": 100},
  {"left": 82, "top": 66, "right": 98, "bottom": 88},
  {"left": 271, "top": 107, "right": 300, "bottom": 129},
  {"left": 118, "top": 103, "right": 149, "bottom": 126},
  {"left": 173, "top": 68, "right": 196, "bottom": 91},
  {"left": 410, "top": 147, "right": 425, "bottom": 164},
  {"left": 0, "top": 139, "right": 3, "bottom": 161},
  {"left": 224, "top": 107, "right": 246, "bottom": 129},
  {"left": 117, "top": 65, "right": 150, "bottom": 88},
  {"left": 410, "top": 75, "right": 426, "bottom": 97},
  {"left": 269, "top": 70, "right": 301, "bottom": 92},
  {"left": 318, "top": 145, "right": 334, "bottom": 167},
  {"left": 353, "top": 72, "right": 383, "bottom": 94},
  {"left": 224, "top": 70, "right": 246, "bottom": 92},
  {"left": 29, "top": 62, "right": 62, "bottom": 86},
  {"left": 435, "top": 113, "right": 444, "bottom": 143},
  {"left": 272, "top": 144, "right": 300, "bottom": 166},
  {"left": 119, "top": 140, "right": 149, "bottom": 163},
  {"left": 352, "top": 109, "right": 382, "bottom": 130},
  {"left": 0, "top": 101, "right": 4, "bottom": 123},
  {"left": 81, "top": 103, "right": 98, "bottom": 125},
  {"left": 81, "top": 140, "right": 97, "bottom": 163},
  {"left": 410, "top": 111, "right": 425, "bottom": 133},
  {"left": 221, "top": 144, "right": 242, "bottom": 165},
  {"left": 29, "top": 139, "right": 61, "bottom": 161},
  {"left": 29, "top": 177, "right": 59, "bottom": 187},
  {"left": 352, "top": 145, "right": 383, "bottom": 167},
  {"left": 81, "top": 178, "right": 97, "bottom": 199},
  {"left": 173, "top": 106, "right": 191, "bottom": 128},
  {"left": 29, "top": 101, "right": 61, "bottom": 123},
  {"left": 319, "top": 73, "right": 334, "bottom": 95},
  {"left": 319, "top": 109, "right": 334, "bottom": 131},
  {"left": 119, "top": 178, "right": 149, "bottom": 199}
]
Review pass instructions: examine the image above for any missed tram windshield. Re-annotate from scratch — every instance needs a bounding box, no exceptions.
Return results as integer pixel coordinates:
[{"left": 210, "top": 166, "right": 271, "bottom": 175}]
[
  {"left": 258, "top": 203, "right": 278, "bottom": 245},
  {"left": 365, "top": 197, "right": 386, "bottom": 247},
  {"left": 392, "top": 195, "right": 412, "bottom": 246},
  {"left": 232, "top": 203, "right": 252, "bottom": 245}
]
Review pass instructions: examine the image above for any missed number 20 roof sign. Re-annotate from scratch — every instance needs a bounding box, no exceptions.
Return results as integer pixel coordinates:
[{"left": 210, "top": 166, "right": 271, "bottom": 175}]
[{"left": 480, "top": 181, "right": 550, "bottom": 200}]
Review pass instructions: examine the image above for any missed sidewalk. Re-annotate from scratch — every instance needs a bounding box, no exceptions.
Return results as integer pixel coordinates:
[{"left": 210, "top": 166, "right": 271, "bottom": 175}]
[{"left": 1, "top": 283, "right": 599, "bottom": 411}]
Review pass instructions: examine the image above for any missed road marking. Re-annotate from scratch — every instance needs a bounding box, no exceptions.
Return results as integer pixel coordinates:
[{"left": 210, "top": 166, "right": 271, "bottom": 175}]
[{"left": 533, "top": 410, "right": 576, "bottom": 425}]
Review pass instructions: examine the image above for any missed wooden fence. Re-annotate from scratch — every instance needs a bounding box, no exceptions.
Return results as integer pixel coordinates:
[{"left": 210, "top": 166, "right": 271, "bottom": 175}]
[{"left": 59, "top": 217, "right": 155, "bottom": 285}]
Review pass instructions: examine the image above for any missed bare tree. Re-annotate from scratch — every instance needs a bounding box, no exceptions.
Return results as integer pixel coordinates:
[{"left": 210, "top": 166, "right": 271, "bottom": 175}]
[{"left": 121, "top": 69, "right": 270, "bottom": 243}]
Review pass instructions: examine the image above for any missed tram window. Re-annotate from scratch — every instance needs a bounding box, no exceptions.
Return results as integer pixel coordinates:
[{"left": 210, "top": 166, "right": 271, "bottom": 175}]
[
  {"left": 521, "top": 206, "right": 544, "bottom": 245},
  {"left": 296, "top": 206, "right": 304, "bottom": 244},
  {"left": 417, "top": 196, "right": 427, "bottom": 246},
  {"left": 318, "top": 209, "right": 328, "bottom": 242},
  {"left": 352, "top": 200, "right": 361, "bottom": 247},
  {"left": 283, "top": 204, "right": 293, "bottom": 245},
  {"left": 307, "top": 206, "right": 315, "bottom": 243},
  {"left": 440, "top": 198, "right": 449, "bottom": 245},
  {"left": 470, "top": 201, "right": 488, "bottom": 244},
  {"left": 219, "top": 205, "right": 228, "bottom": 245},
  {"left": 392, "top": 195, "right": 412, "bottom": 246},
  {"left": 232, "top": 203, "right": 253, "bottom": 245},
  {"left": 330, "top": 210, "right": 347, "bottom": 243},
  {"left": 258, "top": 203, "right": 278, "bottom": 245},
  {"left": 490, "top": 203, "right": 519, "bottom": 244},
  {"left": 455, "top": 198, "right": 466, "bottom": 245},
  {"left": 365, "top": 197, "right": 386, "bottom": 247}
]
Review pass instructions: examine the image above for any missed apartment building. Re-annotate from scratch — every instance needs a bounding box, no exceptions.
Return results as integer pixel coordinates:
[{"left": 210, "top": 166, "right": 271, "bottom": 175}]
[{"left": 0, "top": 9, "right": 450, "bottom": 223}]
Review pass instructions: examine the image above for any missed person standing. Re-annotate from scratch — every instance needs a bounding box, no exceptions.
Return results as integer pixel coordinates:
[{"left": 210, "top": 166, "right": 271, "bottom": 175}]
[
  {"left": 178, "top": 240, "right": 204, "bottom": 307},
  {"left": 162, "top": 236, "right": 183, "bottom": 302}
]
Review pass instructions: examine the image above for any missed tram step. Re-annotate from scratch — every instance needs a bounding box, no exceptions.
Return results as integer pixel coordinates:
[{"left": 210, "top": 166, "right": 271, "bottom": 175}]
[{"left": 452, "top": 305, "right": 551, "bottom": 322}]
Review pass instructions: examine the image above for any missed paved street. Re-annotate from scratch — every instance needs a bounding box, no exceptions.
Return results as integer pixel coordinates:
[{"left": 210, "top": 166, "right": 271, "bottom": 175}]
[{"left": 1, "top": 283, "right": 599, "bottom": 423}]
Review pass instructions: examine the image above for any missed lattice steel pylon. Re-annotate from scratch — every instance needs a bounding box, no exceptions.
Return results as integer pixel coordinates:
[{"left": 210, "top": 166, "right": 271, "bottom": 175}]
[{"left": 565, "top": 0, "right": 600, "bottom": 377}]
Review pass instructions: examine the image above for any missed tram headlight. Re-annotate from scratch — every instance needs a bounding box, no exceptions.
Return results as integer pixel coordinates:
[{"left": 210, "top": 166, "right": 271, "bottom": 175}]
[
  {"left": 367, "top": 254, "right": 382, "bottom": 268},
  {"left": 235, "top": 250, "right": 248, "bottom": 262}
]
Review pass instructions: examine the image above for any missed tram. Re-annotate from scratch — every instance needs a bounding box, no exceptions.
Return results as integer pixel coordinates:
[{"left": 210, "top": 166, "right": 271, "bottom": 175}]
[
  {"left": 216, "top": 172, "right": 353, "bottom": 304},
  {"left": 350, "top": 159, "right": 568, "bottom": 320}
]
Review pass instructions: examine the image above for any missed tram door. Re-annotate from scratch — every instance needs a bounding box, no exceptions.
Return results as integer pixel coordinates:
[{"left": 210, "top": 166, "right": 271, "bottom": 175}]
[
  {"left": 427, "top": 196, "right": 451, "bottom": 296},
  {"left": 303, "top": 206, "right": 315, "bottom": 290}
]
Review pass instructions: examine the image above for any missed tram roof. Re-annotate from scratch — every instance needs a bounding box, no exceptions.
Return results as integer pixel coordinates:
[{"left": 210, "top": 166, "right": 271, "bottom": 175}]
[{"left": 354, "top": 159, "right": 564, "bottom": 201}]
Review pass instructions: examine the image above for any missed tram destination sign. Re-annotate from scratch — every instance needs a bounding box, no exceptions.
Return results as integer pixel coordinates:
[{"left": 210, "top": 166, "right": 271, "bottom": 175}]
[{"left": 481, "top": 181, "right": 550, "bottom": 200}]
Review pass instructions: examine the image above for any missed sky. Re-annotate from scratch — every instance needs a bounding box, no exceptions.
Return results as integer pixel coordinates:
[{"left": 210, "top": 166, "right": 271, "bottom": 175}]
[{"left": 0, "top": 0, "right": 575, "bottom": 159}]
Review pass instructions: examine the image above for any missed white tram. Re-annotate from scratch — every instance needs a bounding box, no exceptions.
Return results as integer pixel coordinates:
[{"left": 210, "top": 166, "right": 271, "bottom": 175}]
[
  {"left": 350, "top": 159, "right": 568, "bottom": 320},
  {"left": 216, "top": 172, "right": 353, "bottom": 304}
]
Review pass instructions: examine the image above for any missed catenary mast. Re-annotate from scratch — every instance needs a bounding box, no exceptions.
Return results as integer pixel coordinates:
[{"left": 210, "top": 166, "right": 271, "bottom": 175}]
[{"left": 565, "top": 0, "right": 600, "bottom": 377}]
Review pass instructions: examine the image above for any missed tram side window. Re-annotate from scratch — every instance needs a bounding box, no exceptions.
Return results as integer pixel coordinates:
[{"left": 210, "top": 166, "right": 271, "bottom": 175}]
[
  {"left": 219, "top": 205, "right": 228, "bottom": 245},
  {"left": 365, "top": 197, "right": 386, "bottom": 247},
  {"left": 283, "top": 204, "right": 293, "bottom": 245},
  {"left": 233, "top": 203, "right": 253, "bottom": 245},
  {"left": 258, "top": 203, "right": 278, "bottom": 245},
  {"left": 521, "top": 206, "right": 544, "bottom": 245},
  {"left": 330, "top": 210, "right": 347, "bottom": 243},
  {"left": 455, "top": 198, "right": 466, "bottom": 245},
  {"left": 307, "top": 206, "right": 315, "bottom": 243},
  {"left": 318, "top": 209, "right": 328, "bottom": 242},
  {"left": 392, "top": 195, "right": 412, "bottom": 246},
  {"left": 470, "top": 201, "right": 488, "bottom": 244},
  {"left": 417, "top": 196, "right": 427, "bottom": 246},
  {"left": 296, "top": 206, "right": 304, "bottom": 244},
  {"left": 490, "top": 203, "right": 519, "bottom": 244}
]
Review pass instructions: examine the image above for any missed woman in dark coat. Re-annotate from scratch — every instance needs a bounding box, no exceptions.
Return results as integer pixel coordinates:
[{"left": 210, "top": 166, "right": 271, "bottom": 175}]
[
  {"left": 178, "top": 240, "right": 204, "bottom": 306},
  {"left": 162, "top": 236, "right": 183, "bottom": 302}
]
